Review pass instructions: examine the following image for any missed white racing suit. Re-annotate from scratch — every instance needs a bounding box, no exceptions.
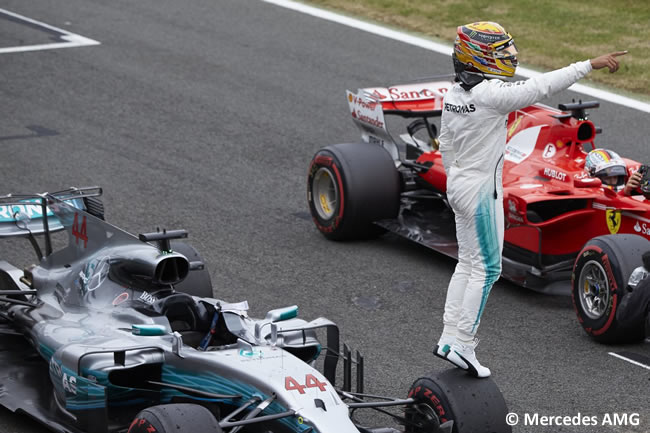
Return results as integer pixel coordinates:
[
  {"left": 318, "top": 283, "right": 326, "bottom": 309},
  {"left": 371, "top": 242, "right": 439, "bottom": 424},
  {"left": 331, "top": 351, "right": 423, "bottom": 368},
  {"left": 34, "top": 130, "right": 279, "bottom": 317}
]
[{"left": 438, "top": 60, "right": 593, "bottom": 342}]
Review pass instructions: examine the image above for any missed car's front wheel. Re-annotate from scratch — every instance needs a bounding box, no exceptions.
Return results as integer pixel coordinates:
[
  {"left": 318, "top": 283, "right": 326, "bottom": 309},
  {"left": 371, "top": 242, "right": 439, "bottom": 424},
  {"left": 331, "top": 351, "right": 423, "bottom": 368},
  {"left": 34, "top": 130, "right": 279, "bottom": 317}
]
[
  {"left": 404, "top": 369, "right": 511, "bottom": 433},
  {"left": 572, "top": 234, "right": 649, "bottom": 343},
  {"left": 128, "top": 404, "right": 223, "bottom": 433}
]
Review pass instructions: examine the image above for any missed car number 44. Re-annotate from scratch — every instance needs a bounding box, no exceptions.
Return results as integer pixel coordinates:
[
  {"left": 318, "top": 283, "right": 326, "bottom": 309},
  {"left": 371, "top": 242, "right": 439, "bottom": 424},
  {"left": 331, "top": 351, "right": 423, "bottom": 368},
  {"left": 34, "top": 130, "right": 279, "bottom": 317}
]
[{"left": 285, "top": 374, "right": 327, "bottom": 394}]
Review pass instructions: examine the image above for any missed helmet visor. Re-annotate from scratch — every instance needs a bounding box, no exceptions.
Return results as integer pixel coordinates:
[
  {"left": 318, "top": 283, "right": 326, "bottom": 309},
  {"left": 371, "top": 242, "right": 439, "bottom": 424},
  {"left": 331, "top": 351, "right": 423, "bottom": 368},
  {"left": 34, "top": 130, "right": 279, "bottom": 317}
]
[
  {"left": 494, "top": 40, "right": 518, "bottom": 61},
  {"left": 601, "top": 175, "right": 625, "bottom": 187},
  {"left": 598, "top": 165, "right": 627, "bottom": 178},
  {"left": 596, "top": 165, "right": 626, "bottom": 188}
]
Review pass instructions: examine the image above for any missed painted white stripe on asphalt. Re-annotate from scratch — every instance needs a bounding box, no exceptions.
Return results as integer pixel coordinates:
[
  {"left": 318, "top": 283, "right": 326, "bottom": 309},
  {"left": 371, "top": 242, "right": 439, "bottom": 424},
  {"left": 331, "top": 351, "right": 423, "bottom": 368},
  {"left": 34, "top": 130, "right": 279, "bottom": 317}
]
[
  {"left": 608, "top": 352, "right": 650, "bottom": 371},
  {"left": 262, "top": 0, "right": 650, "bottom": 114},
  {"left": 0, "top": 8, "right": 100, "bottom": 54}
]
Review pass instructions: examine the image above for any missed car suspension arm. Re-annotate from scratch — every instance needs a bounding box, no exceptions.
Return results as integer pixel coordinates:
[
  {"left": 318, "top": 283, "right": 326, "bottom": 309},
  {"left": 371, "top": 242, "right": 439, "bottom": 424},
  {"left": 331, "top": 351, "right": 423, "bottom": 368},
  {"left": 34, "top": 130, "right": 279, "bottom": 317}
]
[
  {"left": 219, "top": 394, "right": 297, "bottom": 431},
  {"left": 147, "top": 380, "right": 241, "bottom": 400},
  {"left": 338, "top": 389, "right": 420, "bottom": 428}
]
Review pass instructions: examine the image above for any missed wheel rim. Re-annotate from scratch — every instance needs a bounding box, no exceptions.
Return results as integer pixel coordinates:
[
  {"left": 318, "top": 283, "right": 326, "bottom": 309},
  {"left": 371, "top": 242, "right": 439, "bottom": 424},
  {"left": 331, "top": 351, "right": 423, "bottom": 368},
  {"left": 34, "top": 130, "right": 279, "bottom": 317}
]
[
  {"left": 312, "top": 167, "right": 338, "bottom": 220},
  {"left": 578, "top": 259, "right": 611, "bottom": 320},
  {"left": 405, "top": 403, "right": 439, "bottom": 433}
]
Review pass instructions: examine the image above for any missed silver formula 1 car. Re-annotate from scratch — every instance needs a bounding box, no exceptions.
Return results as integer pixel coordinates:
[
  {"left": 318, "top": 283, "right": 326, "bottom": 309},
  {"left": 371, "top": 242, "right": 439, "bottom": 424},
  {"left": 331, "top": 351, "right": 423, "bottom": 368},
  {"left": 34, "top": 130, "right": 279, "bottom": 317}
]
[{"left": 0, "top": 187, "right": 510, "bottom": 433}]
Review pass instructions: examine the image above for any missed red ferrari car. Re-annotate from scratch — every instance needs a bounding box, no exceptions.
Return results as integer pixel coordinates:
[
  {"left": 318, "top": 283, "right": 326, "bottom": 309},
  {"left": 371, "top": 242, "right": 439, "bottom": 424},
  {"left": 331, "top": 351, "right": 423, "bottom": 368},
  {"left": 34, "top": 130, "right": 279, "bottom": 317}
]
[{"left": 307, "top": 79, "right": 650, "bottom": 342}]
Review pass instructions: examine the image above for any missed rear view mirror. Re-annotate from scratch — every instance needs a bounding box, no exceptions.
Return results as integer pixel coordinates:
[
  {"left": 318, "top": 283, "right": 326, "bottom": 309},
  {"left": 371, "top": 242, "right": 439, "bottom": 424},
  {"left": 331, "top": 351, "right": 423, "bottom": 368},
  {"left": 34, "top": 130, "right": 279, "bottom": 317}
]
[
  {"left": 574, "top": 177, "right": 601, "bottom": 188},
  {"left": 265, "top": 305, "right": 298, "bottom": 322}
]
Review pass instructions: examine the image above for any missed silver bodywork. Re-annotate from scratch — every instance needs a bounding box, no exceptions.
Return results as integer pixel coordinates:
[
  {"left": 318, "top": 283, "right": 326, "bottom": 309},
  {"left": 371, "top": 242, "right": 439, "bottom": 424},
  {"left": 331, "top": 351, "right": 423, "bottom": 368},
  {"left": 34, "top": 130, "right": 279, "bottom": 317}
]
[{"left": 0, "top": 189, "right": 381, "bottom": 433}]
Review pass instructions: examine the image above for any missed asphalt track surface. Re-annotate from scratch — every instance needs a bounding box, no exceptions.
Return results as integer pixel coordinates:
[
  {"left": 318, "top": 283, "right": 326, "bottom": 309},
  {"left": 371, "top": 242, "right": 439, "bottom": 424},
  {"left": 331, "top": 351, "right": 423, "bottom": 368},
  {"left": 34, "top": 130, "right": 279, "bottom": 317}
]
[{"left": 1, "top": 1, "right": 649, "bottom": 432}]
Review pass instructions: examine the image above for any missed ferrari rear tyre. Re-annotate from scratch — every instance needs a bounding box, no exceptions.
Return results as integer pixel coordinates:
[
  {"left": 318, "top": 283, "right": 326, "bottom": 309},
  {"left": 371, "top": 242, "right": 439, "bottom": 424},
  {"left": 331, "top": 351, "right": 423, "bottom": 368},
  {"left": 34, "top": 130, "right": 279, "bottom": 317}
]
[
  {"left": 307, "top": 143, "right": 400, "bottom": 240},
  {"left": 405, "top": 369, "right": 510, "bottom": 433},
  {"left": 170, "top": 241, "right": 213, "bottom": 298},
  {"left": 572, "top": 234, "right": 649, "bottom": 343},
  {"left": 128, "top": 404, "right": 223, "bottom": 433}
]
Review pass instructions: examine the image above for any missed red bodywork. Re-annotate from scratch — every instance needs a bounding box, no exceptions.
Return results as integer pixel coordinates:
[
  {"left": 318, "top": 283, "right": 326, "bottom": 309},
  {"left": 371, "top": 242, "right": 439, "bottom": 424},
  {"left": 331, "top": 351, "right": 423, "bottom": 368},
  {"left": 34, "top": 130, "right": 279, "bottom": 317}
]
[{"left": 363, "top": 81, "right": 650, "bottom": 289}]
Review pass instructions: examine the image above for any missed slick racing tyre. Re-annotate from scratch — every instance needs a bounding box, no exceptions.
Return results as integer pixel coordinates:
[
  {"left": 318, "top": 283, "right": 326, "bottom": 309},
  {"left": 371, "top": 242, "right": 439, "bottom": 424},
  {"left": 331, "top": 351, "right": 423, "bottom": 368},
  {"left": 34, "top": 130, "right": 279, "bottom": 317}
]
[
  {"left": 307, "top": 142, "right": 400, "bottom": 240},
  {"left": 405, "top": 369, "right": 510, "bottom": 433},
  {"left": 572, "top": 234, "right": 649, "bottom": 343},
  {"left": 170, "top": 241, "right": 213, "bottom": 298},
  {"left": 128, "top": 404, "right": 223, "bottom": 433}
]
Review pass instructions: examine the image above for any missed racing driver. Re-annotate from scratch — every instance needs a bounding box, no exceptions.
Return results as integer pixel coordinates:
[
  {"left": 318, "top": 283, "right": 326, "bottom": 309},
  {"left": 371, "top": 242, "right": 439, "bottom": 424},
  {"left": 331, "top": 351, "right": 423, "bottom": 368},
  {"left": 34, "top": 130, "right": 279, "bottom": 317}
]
[
  {"left": 434, "top": 21, "right": 627, "bottom": 378},
  {"left": 585, "top": 148, "right": 643, "bottom": 196}
]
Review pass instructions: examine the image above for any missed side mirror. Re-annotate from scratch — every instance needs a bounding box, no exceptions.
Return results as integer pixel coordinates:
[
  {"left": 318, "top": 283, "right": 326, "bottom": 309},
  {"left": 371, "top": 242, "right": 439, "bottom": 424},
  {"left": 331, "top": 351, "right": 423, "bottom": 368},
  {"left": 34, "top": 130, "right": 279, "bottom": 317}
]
[
  {"left": 131, "top": 324, "right": 167, "bottom": 336},
  {"left": 574, "top": 176, "right": 602, "bottom": 188},
  {"left": 264, "top": 305, "right": 298, "bottom": 322}
]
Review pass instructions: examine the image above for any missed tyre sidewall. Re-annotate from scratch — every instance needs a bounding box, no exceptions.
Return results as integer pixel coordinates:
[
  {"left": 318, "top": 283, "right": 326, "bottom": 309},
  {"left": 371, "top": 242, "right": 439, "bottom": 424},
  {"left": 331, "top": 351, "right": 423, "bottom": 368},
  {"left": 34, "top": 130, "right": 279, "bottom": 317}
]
[
  {"left": 572, "top": 243, "right": 620, "bottom": 338},
  {"left": 307, "top": 143, "right": 400, "bottom": 240},
  {"left": 128, "top": 404, "right": 221, "bottom": 433},
  {"left": 571, "top": 235, "right": 648, "bottom": 342},
  {"left": 128, "top": 413, "right": 164, "bottom": 433},
  {"left": 307, "top": 149, "right": 347, "bottom": 236},
  {"left": 407, "top": 376, "right": 454, "bottom": 431}
]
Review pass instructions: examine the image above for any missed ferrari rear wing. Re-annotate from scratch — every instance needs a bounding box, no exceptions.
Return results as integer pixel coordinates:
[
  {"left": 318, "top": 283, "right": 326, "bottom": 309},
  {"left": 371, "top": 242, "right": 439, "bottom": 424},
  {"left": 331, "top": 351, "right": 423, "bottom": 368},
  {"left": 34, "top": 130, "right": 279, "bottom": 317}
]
[
  {"left": 347, "top": 79, "right": 453, "bottom": 162},
  {"left": 357, "top": 80, "right": 452, "bottom": 115},
  {"left": 0, "top": 186, "right": 102, "bottom": 256}
]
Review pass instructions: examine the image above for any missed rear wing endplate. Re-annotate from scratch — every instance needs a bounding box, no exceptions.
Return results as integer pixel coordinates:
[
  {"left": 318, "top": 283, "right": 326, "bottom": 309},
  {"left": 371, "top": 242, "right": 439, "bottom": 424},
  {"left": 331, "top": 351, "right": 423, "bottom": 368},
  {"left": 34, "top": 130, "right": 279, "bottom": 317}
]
[{"left": 0, "top": 187, "right": 102, "bottom": 238}]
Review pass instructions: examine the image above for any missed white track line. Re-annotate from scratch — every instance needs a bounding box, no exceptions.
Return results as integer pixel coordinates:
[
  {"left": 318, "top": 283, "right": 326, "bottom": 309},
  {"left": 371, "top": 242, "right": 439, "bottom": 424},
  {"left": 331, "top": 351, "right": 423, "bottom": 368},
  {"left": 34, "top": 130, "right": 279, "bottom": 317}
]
[
  {"left": 608, "top": 352, "right": 650, "bottom": 371},
  {"left": 0, "top": 8, "right": 100, "bottom": 54},
  {"left": 262, "top": 0, "right": 650, "bottom": 114}
]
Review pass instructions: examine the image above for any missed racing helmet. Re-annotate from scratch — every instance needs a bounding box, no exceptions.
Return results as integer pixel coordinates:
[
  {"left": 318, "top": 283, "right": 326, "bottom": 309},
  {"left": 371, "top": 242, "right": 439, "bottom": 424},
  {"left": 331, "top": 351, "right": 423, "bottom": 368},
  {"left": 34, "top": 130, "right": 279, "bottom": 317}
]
[
  {"left": 453, "top": 21, "right": 518, "bottom": 77},
  {"left": 585, "top": 149, "right": 627, "bottom": 190}
]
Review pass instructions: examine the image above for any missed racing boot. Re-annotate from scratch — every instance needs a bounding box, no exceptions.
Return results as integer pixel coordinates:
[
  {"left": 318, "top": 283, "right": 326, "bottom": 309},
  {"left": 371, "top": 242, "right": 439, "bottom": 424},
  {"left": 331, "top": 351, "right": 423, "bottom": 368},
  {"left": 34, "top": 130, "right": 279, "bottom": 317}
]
[
  {"left": 434, "top": 334, "right": 455, "bottom": 360},
  {"left": 446, "top": 338, "right": 491, "bottom": 378}
]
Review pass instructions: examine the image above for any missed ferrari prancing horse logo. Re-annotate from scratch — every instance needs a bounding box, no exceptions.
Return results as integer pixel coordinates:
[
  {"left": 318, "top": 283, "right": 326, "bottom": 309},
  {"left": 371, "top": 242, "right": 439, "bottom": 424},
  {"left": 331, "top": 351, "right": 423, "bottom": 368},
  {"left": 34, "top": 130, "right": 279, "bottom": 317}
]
[{"left": 606, "top": 210, "right": 621, "bottom": 234}]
